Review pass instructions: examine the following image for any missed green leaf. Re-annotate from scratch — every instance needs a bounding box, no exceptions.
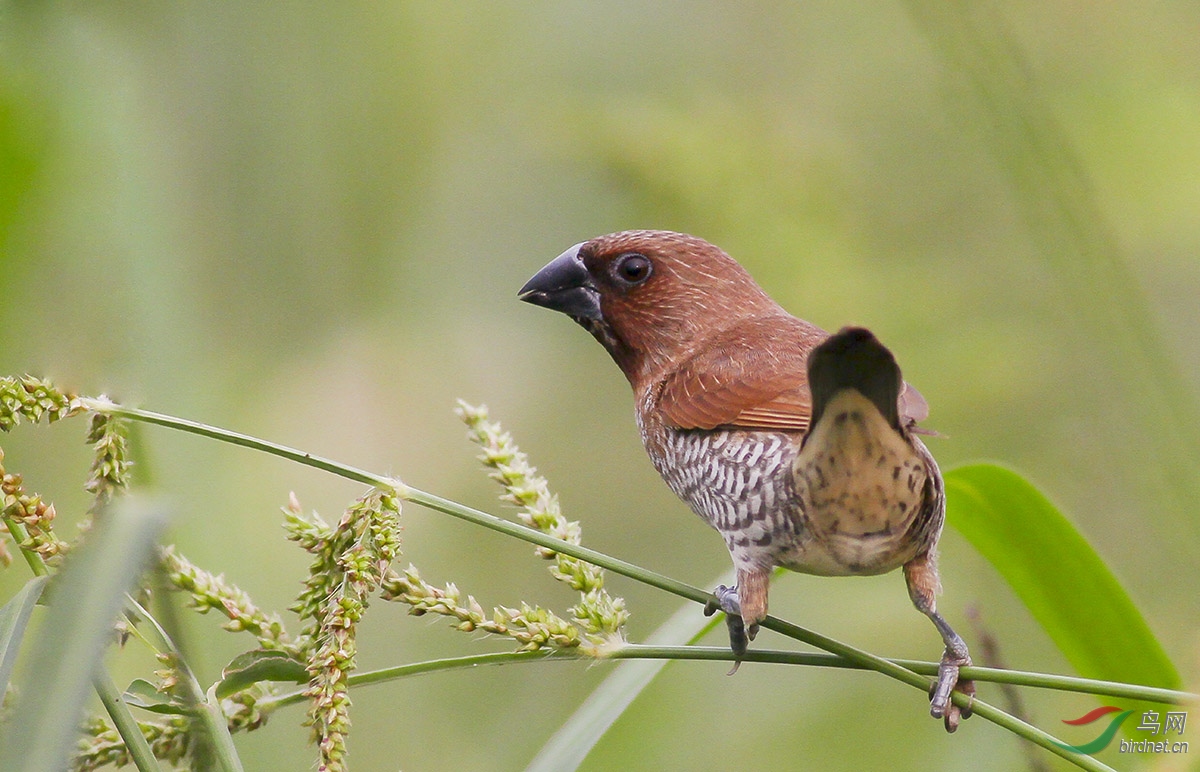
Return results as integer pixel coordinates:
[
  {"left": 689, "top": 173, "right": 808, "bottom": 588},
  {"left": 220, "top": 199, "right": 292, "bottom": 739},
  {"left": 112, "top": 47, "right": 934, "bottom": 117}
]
[
  {"left": 215, "top": 649, "right": 308, "bottom": 699},
  {"left": 0, "top": 575, "right": 49, "bottom": 697},
  {"left": 945, "top": 463, "right": 1180, "bottom": 692},
  {"left": 123, "top": 678, "right": 192, "bottom": 716},
  {"left": 0, "top": 500, "right": 168, "bottom": 772}
]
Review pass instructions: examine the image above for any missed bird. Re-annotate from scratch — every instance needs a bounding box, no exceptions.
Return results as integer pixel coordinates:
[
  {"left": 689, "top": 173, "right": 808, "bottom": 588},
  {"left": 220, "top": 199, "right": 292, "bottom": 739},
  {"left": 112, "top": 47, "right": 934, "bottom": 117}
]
[{"left": 518, "top": 229, "right": 973, "bottom": 731}]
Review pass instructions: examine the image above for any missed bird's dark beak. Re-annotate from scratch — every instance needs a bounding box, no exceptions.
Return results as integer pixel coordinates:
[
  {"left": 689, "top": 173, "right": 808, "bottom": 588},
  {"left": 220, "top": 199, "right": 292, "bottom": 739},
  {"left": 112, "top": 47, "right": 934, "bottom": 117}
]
[{"left": 518, "top": 243, "right": 602, "bottom": 322}]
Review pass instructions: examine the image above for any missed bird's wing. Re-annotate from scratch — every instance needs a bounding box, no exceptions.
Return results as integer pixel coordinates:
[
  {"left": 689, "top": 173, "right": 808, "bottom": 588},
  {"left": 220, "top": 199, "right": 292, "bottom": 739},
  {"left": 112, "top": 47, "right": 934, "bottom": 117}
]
[
  {"left": 655, "top": 317, "right": 930, "bottom": 433},
  {"left": 658, "top": 361, "right": 814, "bottom": 432},
  {"left": 900, "top": 382, "right": 929, "bottom": 425},
  {"left": 655, "top": 316, "right": 819, "bottom": 433}
]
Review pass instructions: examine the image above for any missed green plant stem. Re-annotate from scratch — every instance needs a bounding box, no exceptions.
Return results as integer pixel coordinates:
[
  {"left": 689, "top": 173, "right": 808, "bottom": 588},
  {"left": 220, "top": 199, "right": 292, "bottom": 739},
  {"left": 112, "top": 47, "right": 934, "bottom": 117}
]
[
  {"left": 79, "top": 400, "right": 1155, "bottom": 771},
  {"left": 202, "top": 685, "right": 245, "bottom": 772},
  {"left": 76, "top": 398, "right": 388, "bottom": 489},
  {"left": 77, "top": 400, "right": 704, "bottom": 602},
  {"left": 258, "top": 646, "right": 1196, "bottom": 713},
  {"left": 750, "top": 615, "right": 1117, "bottom": 769},
  {"left": 257, "top": 652, "right": 560, "bottom": 712},
  {"left": 92, "top": 671, "right": 163, "bottom": 772},
  {"left": 1, "top": 518, "right": 49, "bottom": 577},
  {"left": 609, "top": 646, "right": 1195, "bottom": 704},
  {"left": 124, "top": 596, "right": 244, "bottom": 772}
]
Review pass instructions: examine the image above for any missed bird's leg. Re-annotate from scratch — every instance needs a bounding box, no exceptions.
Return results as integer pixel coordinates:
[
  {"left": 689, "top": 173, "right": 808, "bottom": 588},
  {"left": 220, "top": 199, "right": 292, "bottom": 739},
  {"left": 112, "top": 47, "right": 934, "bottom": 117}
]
[
  {"left": 703, "top": 567, "right": 769, "bottom": 673},
  {"left": 904, "top": 553, "right": 974, "bottom": 732},
  {"left": 704, "top": 585, "right": 749, "bottom": 669}
]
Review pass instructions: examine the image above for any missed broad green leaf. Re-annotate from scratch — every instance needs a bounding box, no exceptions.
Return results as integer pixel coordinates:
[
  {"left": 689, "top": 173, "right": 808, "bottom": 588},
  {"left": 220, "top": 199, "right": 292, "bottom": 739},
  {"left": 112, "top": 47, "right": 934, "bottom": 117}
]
[
  {"left": 215, "top": 649, "right": 308, "bottom": 699},
  {"left": 0, "top": 575, "right": 49, "bottom": 697},
  {"left": 0, "top": 501, "right": 167, "bottom": 772},
  {"left": 945, "top": 463, "right": 1180, "bottom": 692},
  {"left": 123, "top": 678, "right": 192, "bottom": 716}
]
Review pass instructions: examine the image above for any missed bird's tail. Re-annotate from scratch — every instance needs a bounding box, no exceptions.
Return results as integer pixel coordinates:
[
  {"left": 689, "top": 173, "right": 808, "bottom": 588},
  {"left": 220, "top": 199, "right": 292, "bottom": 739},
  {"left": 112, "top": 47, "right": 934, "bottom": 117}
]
[{"left": 806, "top": 327, "right": 903, "bottom": 431}]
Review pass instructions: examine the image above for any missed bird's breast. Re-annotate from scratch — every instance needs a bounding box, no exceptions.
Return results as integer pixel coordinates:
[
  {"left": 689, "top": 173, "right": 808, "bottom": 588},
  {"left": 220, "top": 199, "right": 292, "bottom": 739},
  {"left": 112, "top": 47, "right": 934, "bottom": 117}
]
[
  {"left": 638, "top": 416, "right": 806, "bottom": 572},
  {"left": 637, "top": 392, "right": 943, "bottom": 578}
]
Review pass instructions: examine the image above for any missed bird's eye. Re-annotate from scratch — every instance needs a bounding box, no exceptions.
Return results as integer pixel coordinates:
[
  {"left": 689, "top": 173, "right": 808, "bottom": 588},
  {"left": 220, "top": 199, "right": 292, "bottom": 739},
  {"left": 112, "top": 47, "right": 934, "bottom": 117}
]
[{"left": 614, "top": 253, "right": 652, "bottom": 285}]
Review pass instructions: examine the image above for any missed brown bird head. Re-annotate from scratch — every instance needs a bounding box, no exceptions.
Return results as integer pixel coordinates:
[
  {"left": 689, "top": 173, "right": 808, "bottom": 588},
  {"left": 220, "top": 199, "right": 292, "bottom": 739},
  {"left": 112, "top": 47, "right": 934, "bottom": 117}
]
[
  {"left": 521, "top": 230, "right": 931, "bottom": 435},
  {"left": 519, "top": 230, "right": 786, "bottom": 387}
]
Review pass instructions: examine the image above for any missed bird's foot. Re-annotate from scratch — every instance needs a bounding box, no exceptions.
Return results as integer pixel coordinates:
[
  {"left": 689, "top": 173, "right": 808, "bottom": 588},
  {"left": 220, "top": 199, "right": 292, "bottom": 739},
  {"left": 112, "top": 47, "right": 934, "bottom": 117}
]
[
  {"left": 703, "top": 584, "right": 758, "bottom": 673},
  {"left": 929, "top": 649, "right": 975, "bottom": 732}
]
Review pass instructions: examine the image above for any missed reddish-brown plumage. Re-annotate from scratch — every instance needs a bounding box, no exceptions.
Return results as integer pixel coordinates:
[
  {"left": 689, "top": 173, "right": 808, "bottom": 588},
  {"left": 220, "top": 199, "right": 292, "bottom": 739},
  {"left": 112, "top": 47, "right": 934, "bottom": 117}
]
[{"left": 520, "top": 230, "right": 973, "bottom": 731}]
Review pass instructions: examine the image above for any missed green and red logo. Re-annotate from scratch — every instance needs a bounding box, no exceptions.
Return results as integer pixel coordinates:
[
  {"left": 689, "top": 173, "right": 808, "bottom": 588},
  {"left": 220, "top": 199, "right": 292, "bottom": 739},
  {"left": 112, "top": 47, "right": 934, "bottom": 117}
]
[
  {"left": 1055, "top": 707, "right": 1189, "bottom": 755},
  {"left": 1053, "top": 706, "right": 1135, "bottom": 754}
]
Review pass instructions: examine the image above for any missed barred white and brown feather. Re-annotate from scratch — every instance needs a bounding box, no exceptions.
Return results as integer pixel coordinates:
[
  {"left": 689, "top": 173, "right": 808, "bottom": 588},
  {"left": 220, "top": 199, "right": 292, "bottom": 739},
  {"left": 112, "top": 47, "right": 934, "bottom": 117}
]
[{"left": 638, "top": 391, "right": 944, "bottom": 580}]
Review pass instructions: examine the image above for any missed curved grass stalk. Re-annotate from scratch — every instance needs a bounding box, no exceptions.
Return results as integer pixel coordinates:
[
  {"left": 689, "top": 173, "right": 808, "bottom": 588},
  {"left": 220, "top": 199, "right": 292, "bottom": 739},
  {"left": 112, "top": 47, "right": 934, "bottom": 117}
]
[{"left": 78, "top": 399, "right": 1191, "bottom": 771}]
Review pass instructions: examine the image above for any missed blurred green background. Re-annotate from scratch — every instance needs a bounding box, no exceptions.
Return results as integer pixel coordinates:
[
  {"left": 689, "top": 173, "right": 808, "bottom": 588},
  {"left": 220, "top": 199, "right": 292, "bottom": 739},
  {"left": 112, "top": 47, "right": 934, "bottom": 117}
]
[{"left": 2, "top": 2, "right": 1198, "bottom": 770}]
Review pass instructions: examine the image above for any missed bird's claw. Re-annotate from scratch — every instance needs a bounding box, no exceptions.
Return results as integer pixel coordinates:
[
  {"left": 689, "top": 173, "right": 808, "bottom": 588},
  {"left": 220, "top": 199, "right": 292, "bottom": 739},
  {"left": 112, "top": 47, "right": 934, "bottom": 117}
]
[
  {"left": 705, "top": 585, "right": 757, "bottom": 672},
  {"left": 928, "top": 651, "right": 975, "bottom": 732}
]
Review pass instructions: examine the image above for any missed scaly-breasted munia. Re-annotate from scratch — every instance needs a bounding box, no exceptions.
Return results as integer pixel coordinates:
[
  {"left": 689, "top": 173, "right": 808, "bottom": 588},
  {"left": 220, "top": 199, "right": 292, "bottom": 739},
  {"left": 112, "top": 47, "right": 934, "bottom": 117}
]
[{"left": 519, "top": 230, "right": 973, "bottom": 730}]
